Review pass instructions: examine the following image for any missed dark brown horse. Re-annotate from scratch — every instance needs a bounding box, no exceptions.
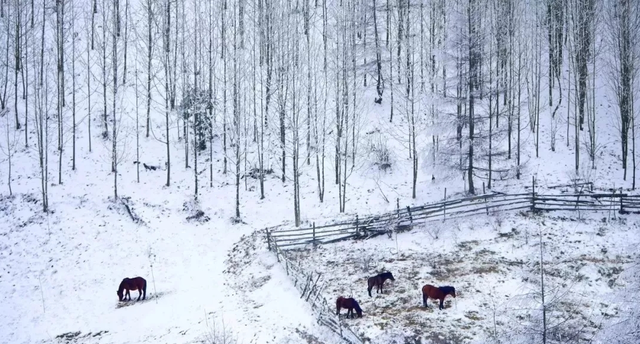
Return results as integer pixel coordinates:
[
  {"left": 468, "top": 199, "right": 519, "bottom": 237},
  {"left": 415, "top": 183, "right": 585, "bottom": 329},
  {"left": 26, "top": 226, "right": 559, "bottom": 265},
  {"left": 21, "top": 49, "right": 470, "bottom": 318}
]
[
  {"left": 422, "top": 284, "right": 456, "bottom": 310},
  {"left": 367, "top": 271, "right": 395, "bottom": 297},
  {"left": 336, "top": 296, "right": 363, "bottom": 318},
  {"left": 117, "top": 277, "right": 147, "bottom": 301}
]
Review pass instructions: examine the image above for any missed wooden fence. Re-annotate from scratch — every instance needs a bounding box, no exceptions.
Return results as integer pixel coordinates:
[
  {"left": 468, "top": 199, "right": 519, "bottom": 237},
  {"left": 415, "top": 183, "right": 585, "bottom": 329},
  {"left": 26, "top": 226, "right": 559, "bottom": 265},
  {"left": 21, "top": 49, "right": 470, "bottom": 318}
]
[
  {"left": 271, "top": 239, "right": 365, "bottom": 344},
  {"left": 265, "top": 182, "right": 639, "bottom": 343},
  {"left": 266, "top": 186, "right": 640, "bottom": 250}
]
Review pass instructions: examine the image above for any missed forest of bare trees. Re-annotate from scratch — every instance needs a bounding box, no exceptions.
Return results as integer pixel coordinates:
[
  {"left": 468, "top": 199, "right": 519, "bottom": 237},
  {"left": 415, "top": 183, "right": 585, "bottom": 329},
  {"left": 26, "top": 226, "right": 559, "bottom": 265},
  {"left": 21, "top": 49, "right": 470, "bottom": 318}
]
[
  {"left": 0, "top": 2, "right": 639, "bottom": 342},
  {"left": 0, "top": 0, "right": 638, "bottom": 224}
]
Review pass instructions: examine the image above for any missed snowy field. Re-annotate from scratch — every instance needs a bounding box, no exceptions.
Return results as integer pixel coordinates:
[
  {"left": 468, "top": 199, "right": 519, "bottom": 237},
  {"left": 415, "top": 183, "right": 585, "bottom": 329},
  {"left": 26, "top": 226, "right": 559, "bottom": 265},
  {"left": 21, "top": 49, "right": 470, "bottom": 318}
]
[
  {"left": 281, "top": 211, "right": 639, "bottom": 343},
  {"left": 0, "top": 139, "right": 347, "bottom": 343},
  {"left": 1, "top": 91, "right": 639, "bottom": 344}
]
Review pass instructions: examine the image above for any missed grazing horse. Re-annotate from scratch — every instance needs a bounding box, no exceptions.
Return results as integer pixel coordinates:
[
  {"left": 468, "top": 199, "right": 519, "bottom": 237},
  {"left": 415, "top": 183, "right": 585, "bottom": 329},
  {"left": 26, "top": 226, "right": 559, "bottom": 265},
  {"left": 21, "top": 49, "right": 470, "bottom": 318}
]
[
  {"left": 367, "top": 272, "right": 395, "bottom": 297},
  {"left": 422, "top": 284, "right": 456, "bottom": 310},
  {"left": 117, "top": 277, "right": 147, "bottom": 302},
  {"left": 336, "top": 296, "right": 363, "bottom": 318}
]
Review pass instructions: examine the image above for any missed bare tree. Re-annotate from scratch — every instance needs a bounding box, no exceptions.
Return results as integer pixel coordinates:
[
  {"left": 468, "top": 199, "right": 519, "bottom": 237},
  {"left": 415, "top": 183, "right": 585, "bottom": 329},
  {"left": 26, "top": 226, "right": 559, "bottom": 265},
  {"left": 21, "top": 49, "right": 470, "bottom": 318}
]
[
  {"left": 291, "top": 9, "right": 302, "bottom": 226},
  {"left": 134, "top": 68, "right": 140, "bottom": 183},
  {"left": 34, "top": 0, "right": 50, "bottom": 212},
  {"left": 98, "top": 0, "right": 109, "bottom": 140},
  {"left": 111, "top": 0, "right": 120, "bottom": 198},
  {"left": 12, "top": 0, "right": 24, "bottom": 131},
  {"left": 162, "top": 0, "right": 172, "bottom": 186},
  {"left": 121, "top": 0, "right": 129, "bottom": 85},
  {"left": 0, "top": 108, "right": 18, "bottom": 195},
  {"left": 141, "top": 0, "right": 155, "bottom": 138},
  {"left": 372, "top": 0, "right": 383, "bottom": 102},
  {"left": 526, "top": 0, "right": 543, "bottom": 157},
  {"left": 606, "top": 0, "right": 640, "bottom": 183},
  {"left": 0, "top": 2, "right": 10, "bottom": 117},
  {"left": 466, "top": 0, "right": 480, "bottom": 194},
  {"left": 314, "top": 0, "right": 328, "bottom": 203},
  {"left": 84, "top": 8, "right": 93, "bottom": 153},
  {"left": 571, "top": 0, "right": 595, "bottom": 133},
  {"left": 232, "top": 0, "right": 242, "bottom": 220},
  {"left": 71, "top": 0, "right": 77, "bottom": 170},
  {"left": 55, "top": 0, "right": 66, "bottom": 185}
]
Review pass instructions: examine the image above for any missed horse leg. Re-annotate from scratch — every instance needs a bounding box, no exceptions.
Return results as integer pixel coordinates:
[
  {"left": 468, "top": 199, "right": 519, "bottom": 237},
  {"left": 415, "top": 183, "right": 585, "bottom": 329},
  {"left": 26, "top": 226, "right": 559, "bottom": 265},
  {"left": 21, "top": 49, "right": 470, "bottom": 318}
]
[
  {"left": 368, "top": 284, "right": 373, "bottom": 297},
  {"left": 336, "top": 305, "right": 341, "bottom": 316},
  {"left": 439, "top": 299, "right": 444, "bottom": 310},
  {"left": 423, "top": 293, "right": 428, "bottom": 308},
  {"left": 137, "top": 289, "right": 142, "bottom": 301}
]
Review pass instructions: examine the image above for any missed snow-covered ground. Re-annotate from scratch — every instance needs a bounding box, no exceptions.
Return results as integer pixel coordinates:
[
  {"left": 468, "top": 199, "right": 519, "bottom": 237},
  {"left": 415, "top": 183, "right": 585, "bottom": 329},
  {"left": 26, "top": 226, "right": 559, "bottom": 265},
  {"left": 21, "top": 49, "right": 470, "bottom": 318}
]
[
  {"left": 1, "top": 80, "right": 639, "bottom": 344},
  {"left": 283, "top": 211, "right": 639, "bottom": 343},
  {"left": 1, "top": 90, "right": 639, "bottom": 344},
  {"left": 1, "top": 1, "right": 639, "bottom": 343},
  {"left": 0, "top": 139, "right": 346, "bottom": 343}
]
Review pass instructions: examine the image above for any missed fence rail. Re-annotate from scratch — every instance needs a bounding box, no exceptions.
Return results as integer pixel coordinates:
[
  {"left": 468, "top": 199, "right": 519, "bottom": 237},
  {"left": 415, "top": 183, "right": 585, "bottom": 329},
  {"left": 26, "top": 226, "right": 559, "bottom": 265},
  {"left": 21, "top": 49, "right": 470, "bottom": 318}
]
[
  {"left": 270, "top": 238, "right": 365, "bottom": 343},
  {"left": 267, "top": 188, "right": 639, "bottom": 250}
]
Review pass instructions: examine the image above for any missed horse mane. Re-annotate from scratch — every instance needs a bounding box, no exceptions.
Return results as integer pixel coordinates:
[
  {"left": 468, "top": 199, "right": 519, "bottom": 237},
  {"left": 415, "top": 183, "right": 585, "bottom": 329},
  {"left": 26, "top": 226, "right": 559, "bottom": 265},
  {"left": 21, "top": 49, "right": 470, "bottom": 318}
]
[
  {"left": 379, "top": 271, "right": 392, "bottom": 278},
  {"left": 438, "top": 286, "right": 455, "bottom": 294}
]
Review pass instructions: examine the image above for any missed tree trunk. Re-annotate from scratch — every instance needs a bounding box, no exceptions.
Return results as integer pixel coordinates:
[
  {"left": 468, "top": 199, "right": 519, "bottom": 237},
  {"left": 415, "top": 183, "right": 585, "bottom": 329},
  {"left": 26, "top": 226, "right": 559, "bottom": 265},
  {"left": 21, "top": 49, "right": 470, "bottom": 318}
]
[
  {"left": 122, "top": 0, "right": 129, "bottom": 85},
  {"left": 71, "top": 1, "right": 76, "bottom": 170},
  {"left": 373, "top": 0, "right": 383, "bottom": 101},
  {"left": 56, "top": 0, "right": 64, "bottom": 184},
  {"left": 145, "top": 0, "right": 152, "bottom": 138},
  {"left": 135, "top": 70, "right": 140, "bottom": 183},
  {"left": 13, "top": 1, "right": 21, "bottom": 130},
  {"left": 112, "top": 0, "right": 119, "bottom": 198},
  {"left": 86, "top": 37, "right": 92, "bottom": 152},
  {"left": 467, "top": 0, "right": 476, "bottom": 195},
  {"left": 233, "top": 4, "right": 241, "bottom": 220}
]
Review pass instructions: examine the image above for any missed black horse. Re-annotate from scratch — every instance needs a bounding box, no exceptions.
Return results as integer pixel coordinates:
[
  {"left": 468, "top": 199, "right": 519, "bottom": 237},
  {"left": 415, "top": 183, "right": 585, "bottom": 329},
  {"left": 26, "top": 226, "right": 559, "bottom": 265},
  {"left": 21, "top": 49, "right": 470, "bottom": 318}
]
[
  {"left": 336, "top": 296, "right": 363, "bottom": 318},
  {"left": 117, "top": 277, "right": 147, "bottom": 302},
  {"left": 367, "top": 272, "right": 395, "bottom": 297}
]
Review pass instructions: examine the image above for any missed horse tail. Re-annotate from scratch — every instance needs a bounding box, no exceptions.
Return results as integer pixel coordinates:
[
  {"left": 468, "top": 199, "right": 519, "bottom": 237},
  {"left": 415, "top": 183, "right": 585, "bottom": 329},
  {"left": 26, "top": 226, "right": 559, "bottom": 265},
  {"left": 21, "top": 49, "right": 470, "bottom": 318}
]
[
  {"left": 367, "top": 279, "right": 373, "bottom": 297},
  {"left": 422, "top": 288, "right": 427, "bottom": 307},
  {"left": 336, "top": 297, "right": 341, "bottom": 315}
]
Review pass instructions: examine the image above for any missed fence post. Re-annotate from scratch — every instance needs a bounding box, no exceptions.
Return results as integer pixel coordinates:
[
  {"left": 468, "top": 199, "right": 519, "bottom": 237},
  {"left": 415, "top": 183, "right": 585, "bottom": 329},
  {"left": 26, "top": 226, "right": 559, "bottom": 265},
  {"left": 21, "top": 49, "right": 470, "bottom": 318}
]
[
  {"left": 396, "top": 198, "right": 400, "bottom": 216},
  {"left": 620, "top": 194, "right": 624, "bottom": 215},
  {"left": 355, "top": 215, "right": 359, "bottom": 236},
  {"left": 531, "top": 176, "right": 536, "bottom": 212},
  {"left": 406, "top": 206, "right": 413, "bottom": 224},
  {"left": 443, "top": 188, "right": 447, "bottom": 222},
  {"left": 313, "top": 222, "right": 317, "bottom": 248},
  {"left": 306, "top": 273, "right": 322, "bottom": 302},
  {"left": 301, "top": 273, "right": 313, "bottom": 299},
  {"left": 483, "top": 182, "right": 489, "bottom": 215},
  {"left": 266, "top": 230, "right": 271, "bottom": 251}
]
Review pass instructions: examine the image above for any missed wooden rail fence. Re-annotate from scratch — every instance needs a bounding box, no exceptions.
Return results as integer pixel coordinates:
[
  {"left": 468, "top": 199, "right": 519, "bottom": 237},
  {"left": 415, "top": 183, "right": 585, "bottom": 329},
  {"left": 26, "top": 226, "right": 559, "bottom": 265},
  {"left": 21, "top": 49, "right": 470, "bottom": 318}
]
[
  {"left": 271, "top": 239, "right": 365, "bottom": 343},
  {"left": 266, "top": 186, "right": 639, "bottom": 250},
  {"left": 265, "top": 181, "right": 638, "bottom": 343}
]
